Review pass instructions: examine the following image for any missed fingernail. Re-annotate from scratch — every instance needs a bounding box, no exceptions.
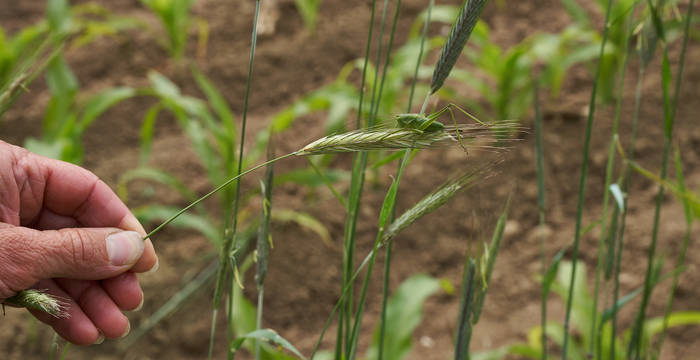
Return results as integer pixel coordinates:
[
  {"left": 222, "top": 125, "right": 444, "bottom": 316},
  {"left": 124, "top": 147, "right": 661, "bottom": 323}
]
[
  {"left": 106, "top": 231, "right": 144, "bottom": 266},
  {"left": 133, "top": 296, "right": 144, "bottom": 312},
  {"left": 120, "top": 321, "right": 131, "bottom": 338},
  {"left": 146, "top": 257, "right": 159, "bottom": 274},
  {"left": 93, "top": 333, "right": 105, "bottom": 345}
]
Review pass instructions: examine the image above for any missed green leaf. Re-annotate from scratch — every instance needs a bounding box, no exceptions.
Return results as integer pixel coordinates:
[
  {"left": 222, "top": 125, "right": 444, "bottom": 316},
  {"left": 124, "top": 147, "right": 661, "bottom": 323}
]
[
  {"left": 366, "top": 275, "right": 441, "bottom": 360},
  {"left": 78, "top": 86, "right": 136, "bottom": 131},
  {"left": 643, "top": 312, "right": 700, "bottom": 339},
  {"left": 231, "top": 329, "right": 307, "bottom": 360},
  {"left": 192, "top": 66, "right": 236, "bottom": 139},
  {"left": 139, "top": 104, "right": 161, "bottom": 166},
  {"left": 274, "top": 167, "right": 349, "bottom": 188},
  {"left": 47, "top": 0, "right": 72, "bottom": 36},
  {"left": 271, "top": 209, "right": 331, "bottom": 245},
  {"left": 293, "top": 0, "right": 321, "bottom": 33},
  {"left": 117, "top": 166, "right": 199, "bottom": 205},
  {"left": 134, "top": 205, "right": 220, "bottom": 245}
]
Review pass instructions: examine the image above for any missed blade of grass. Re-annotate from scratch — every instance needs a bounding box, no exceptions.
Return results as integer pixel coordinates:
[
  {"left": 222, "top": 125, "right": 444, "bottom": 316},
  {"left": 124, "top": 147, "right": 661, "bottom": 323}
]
[
  {"left": 627, "top": 0, "right": 684, "bottom": 355},
  {"left": 454, "top": 259, "right": 477, "bottom": 360},
  {"left": 590, "top": 2, "right": 636, "bottom": 354},
  {"left": 255, "top": 137, "right": 275, "bottom": 360},
  {"left": 533, "top": 81, "right": 547, "bottom": 360},
  {"left": 336, "top": 0, "right": 378, "bottom": 354},
  {"left": 220, "top": 4, "right": 262, "bottom": 354},
  {"left": 378, "top": 2, "right": 432, "bottom": 356},
  {"left": 561, "top": 0, "right": 615, "bottom": 356},
  {"left": 654, "top": 147, "right": 694, "bottom": 358}
]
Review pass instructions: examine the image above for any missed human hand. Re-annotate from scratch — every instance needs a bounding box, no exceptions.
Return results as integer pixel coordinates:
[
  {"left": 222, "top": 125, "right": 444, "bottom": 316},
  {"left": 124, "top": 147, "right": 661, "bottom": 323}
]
[{"left": 0, "top": 140, "right": 158, "bottom": 345}]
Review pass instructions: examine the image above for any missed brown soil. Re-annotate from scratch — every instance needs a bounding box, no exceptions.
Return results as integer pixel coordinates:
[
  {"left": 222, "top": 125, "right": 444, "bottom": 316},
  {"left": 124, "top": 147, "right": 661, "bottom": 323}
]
[{"left": 2, "top": 0, "right": 699, "bottom": 359}]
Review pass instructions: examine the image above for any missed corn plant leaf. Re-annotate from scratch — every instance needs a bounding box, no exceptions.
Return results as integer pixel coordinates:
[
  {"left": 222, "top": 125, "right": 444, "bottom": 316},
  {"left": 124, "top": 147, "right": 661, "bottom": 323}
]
[
  {"left": 271, "top": 209, "right": 331, "bottom": 246},
  {"left": 642, "top": 312, "right": 700, "bottom": 339},
  {"left": 139, "top": 103, "right": 161, "bottom": 166},
  {"left": 117, "top": 166, "right": 200, "bottom": 206},
  {"left": 231, "top": 329, "right": 306, "bottom": 360},
  {"left": 78, "top": 86, "right": 136, "bottom": 131},
  {"left": 365, "top": 275, "right": 440, "bottom": 360},
  {"left": 192, "top": 66, "right": 236, "bottom": 140},
  {"left": 47, "top": 0, "right": 72, "bottom": 36},
  {"left": 134, "top": 205, "right": 220, "bottom": 245},
  {"left": 293, "top": 0, "right": 321, "bottom": 33},
  {"left": 273, "top": 167, "right": 349, "bottom": 188}
]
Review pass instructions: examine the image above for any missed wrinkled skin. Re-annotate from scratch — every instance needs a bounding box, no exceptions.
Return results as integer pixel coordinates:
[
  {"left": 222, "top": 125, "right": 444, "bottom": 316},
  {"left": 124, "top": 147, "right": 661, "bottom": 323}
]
[{"left": 0, "top": 140, "right": 158, "bottom": 345}]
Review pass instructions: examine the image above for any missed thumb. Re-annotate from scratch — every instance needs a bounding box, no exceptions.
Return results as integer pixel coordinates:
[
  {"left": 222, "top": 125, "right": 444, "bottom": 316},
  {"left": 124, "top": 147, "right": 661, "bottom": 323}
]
[{"left": 0, "top": 226, "right": 144, "bottom": 295}]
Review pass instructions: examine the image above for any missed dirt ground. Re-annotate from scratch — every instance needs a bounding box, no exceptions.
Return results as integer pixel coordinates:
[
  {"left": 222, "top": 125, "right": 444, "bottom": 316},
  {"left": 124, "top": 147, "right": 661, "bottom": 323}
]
[{"left": 1, "top": 0, "right": 699, "bottom": 359}]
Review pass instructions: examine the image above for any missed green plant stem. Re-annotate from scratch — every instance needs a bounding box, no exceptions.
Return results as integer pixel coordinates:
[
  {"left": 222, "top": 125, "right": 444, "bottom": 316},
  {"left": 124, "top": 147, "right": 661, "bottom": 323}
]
[
  {"left": 306, "top": 157, "right": 347, "bottom": 208},
  {"left": 144, "top": 152, "right": 296, "bottom": 240},
  {"left": 224, "top": 3, "right": 261, "bottom": 357},
  {"left": 629, "top": 0, "right": 690, "bottom": 355},
  {"left": 255, "top": 288, "right": 264, "bottom": 360},
  {"left": 561, "top": 0, "right": 614, "bottom": 357},
  {"left": 336, "top": 0, "right": 379, "bottom": 354},
  {"left": 590, "top": 3, "right": 636, "bottom": 353},
  {"left": 378, "top": 3, "right": 431, "bottom": 356},
  {"left": 533, "top": 82, "right": 547, "bottom": 360},
  {"left": 346, "top": 2, "right": 402, "bottom": 358}
]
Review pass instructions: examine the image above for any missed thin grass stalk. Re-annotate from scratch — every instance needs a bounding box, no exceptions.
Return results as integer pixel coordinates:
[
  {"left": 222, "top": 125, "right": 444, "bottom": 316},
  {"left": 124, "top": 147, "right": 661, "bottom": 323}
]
[
  {"left": 590, "top": 3, "right": 636, "bottom": 354},
  {"left": 255, "top": 140, "right": 275, "bottom": 360},
  {"left": 347, "top": 156, "right": 407, "bottom": 360},
  {"left": 383, "top": 15, "right": 428, "bottom": 360},
  {"left": 49, "top": 332, "right": 60, "bottom": 360},
  {"left": 609, "top": 209, "right": 626, "bottom": 360},
  {"left": 340, "top": 0, "right": 391, "bottom": 351},
  {"left": 378, "top": 4, "right": 432, "bottom": 356},
  {"left": 654, "top": 150, "right": 693, "bottom": 359},
  {"left": 341, "top": 0, "right": 393, "bottom": 356},
  {"left": 336, "top": 0, "right": 377, "bottom": 353},
  {"left": 311, "top": 163, "right": 490, "bottom": 359},
  {"left": 628, "top": 1, "right": 686, "bottom": 356},
  {"left": 454, "top": 259, "right": 477, "bottom": 360},
  {"left": 144, "top": 153, "right": 295, "bottom": 240},
  {"left": 533, "top": 82, "right": 547, "bottom": 360},
  {"left": 347, "top": 4, "right": 403, "bottom": 356},
  {"left": 602, "top": 56, "right": 646, "bottom": 360},
  {"left": 208, "top": 4, "right": 258, "bottom": 353},
  {"left": 471, "top": 194, "right": 510, "bottom": 323},
  {"left": 560, "top": 0, "right": 615, "bottom": 356}
]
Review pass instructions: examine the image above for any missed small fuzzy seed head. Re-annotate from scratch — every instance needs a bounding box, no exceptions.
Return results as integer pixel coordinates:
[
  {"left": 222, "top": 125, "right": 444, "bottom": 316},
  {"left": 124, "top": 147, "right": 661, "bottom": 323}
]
[{"left": 5, "top": 289, "right": 69, "bottom": 318}]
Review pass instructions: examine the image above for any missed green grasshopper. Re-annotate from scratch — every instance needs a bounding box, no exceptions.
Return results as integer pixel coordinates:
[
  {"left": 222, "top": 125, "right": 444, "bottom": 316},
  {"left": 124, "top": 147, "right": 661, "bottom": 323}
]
[{"left": 394, "top": 103, "right": 488, "bottom": 151}]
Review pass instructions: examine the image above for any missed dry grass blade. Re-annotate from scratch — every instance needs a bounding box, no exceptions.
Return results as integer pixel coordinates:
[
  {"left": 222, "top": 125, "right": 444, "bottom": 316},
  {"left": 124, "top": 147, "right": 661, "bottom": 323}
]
[
  {"left": 430, "top": 0, "right": 489, "bottom": 94},
  {"left": 5, "top": 289, "right": 69, "bottom": 319},
  {"left": 296, "top": 121, "right": 521, "bottom": 155}
]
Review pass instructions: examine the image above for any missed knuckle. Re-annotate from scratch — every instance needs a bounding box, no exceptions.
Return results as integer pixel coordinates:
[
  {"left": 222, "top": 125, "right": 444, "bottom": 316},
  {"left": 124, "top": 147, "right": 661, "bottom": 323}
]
[
  {"left": 0, "top": 227, "right": 40, "bottom": 296},
  {"left": 55, "top": 229, "right": 97, "bottom": 269}
]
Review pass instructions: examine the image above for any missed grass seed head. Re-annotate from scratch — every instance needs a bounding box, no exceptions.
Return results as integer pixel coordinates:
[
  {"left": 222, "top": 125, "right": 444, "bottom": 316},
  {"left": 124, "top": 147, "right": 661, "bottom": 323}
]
[{"left": 6, "top": 289, "right": 70, "bottom": 319}]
